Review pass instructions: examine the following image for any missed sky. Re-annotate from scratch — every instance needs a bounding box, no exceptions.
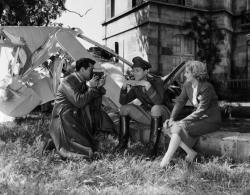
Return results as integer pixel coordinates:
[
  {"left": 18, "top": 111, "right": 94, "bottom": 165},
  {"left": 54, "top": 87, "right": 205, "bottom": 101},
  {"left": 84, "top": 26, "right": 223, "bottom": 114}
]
[{"left": 56, "top": 0, "right": 105, "bottom": 44}]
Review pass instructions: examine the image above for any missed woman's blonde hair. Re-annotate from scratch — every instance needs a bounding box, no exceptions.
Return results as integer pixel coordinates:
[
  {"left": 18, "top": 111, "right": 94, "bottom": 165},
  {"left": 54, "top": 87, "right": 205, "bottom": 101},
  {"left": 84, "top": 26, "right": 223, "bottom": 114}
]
[{"left": 185, "top": 60, "right": 209, "bottom": 81}]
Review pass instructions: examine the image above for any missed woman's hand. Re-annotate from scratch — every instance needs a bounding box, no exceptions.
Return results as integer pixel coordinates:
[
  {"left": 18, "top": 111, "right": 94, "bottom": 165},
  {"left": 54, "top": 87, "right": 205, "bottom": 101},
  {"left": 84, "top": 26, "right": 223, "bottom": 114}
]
[{"left": 163, "top": 118, "right": 174, "bottom": 129}]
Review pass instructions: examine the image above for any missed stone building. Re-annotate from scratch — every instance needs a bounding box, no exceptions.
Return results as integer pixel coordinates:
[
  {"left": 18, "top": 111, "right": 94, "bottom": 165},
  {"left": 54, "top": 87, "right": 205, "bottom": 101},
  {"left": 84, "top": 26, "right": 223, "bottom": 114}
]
[{"left": 102, "top": 0, "right": 250, "bottom": 100}]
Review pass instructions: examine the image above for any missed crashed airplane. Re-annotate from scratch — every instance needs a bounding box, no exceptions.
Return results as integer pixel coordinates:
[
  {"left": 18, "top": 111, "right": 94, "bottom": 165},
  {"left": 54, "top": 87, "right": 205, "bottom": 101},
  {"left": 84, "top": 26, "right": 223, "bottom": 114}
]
[
  {"left": 0, "top": 26, "right": 131, "bottom": 117},
  {"left": 0, "top": 26, "right": 182, "bottom": 118}
]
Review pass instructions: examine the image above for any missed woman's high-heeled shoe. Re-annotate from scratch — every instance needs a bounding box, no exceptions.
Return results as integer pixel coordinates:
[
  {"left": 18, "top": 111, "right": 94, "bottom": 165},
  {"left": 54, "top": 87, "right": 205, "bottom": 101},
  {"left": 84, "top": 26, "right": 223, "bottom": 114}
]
[{"left": 185, "top": 151, "right": 197, "bottom": 163}]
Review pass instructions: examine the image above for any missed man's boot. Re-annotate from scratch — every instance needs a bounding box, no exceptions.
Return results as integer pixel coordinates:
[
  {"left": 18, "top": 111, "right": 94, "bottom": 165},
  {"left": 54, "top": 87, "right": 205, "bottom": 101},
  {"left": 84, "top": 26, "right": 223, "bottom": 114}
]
[
  {"left": 148, "top": 116, "right": 163, "bottom": 158},
  {"left": 114, "top": 116, "right": 130, "bottom": 151}
]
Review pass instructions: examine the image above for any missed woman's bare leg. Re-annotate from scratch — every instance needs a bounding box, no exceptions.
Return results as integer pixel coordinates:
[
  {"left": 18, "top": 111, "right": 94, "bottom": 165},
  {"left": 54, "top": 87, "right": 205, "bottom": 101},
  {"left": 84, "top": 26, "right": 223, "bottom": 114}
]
[
  {"left": 161, "top": 125, "right": 197, "bottom": 167},
  {"left": 179, "top": 141, "right": 197, "bottom": 162},
  {"left": 160, "top": 133, "right": 181, "bottom": 168}
]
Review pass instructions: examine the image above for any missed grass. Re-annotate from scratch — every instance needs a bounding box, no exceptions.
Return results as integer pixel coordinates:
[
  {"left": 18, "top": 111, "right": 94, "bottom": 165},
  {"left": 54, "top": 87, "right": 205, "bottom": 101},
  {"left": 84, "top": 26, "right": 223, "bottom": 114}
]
[{"left": 0, "top": 114, "right": 250, "bottom": 195}]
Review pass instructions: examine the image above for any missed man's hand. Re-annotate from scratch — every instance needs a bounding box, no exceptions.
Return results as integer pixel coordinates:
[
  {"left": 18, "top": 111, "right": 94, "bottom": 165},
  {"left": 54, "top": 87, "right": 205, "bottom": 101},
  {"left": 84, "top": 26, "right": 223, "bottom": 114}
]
[
  {"left": 134, "top": 80, "right": 151, "bottom": 90},
  {"left": 97, "top": 75, "right": 106, "bottom": 88},
  {"left": 89, "top": 76, "right": 99, "bottom": 88},
  {"left": 122, "top": 79, "right": 138, "bottom": 89}
]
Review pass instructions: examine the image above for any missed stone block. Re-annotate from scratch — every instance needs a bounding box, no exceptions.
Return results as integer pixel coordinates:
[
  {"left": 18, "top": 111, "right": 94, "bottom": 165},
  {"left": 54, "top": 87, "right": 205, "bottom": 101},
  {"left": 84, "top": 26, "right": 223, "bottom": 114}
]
[
  {"left": 196, "top": 131, "right": 250, "bottom": 161},
  {"left": 112, "top": 114, "right": 250, "bottom": 161}
]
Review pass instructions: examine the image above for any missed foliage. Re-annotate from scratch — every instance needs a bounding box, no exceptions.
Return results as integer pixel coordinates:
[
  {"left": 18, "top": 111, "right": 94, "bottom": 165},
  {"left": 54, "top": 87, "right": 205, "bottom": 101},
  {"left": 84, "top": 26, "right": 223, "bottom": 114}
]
[
  {"left": 0, "top": 115, "right": 250, "bottom": 194},
  {"left": 0, "top": 0, "right": 66, "bottom": 26},
  {"left": 184, "top": 14, "right": 225, "bottom": 76}
]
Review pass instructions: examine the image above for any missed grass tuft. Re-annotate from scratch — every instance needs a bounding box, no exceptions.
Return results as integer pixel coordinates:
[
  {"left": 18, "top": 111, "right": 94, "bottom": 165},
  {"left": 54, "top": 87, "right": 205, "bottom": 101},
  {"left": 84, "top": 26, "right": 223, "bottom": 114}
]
[{"left": 0, "top": 114, "right": 249, "bottom": 194}]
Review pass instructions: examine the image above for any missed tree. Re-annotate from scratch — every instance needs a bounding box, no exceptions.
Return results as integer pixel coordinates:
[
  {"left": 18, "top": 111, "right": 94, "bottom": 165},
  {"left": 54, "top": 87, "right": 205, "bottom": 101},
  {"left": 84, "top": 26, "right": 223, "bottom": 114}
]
[
  {"left": 184, "top": 14, "right": 225, "bottom": 76},
  {"left": 0, "top": 0, "right": 66, "bottom": 26}
]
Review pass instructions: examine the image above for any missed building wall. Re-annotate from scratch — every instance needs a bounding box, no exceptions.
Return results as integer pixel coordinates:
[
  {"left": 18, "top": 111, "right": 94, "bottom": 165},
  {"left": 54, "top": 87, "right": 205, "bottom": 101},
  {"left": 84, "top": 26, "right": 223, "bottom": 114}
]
[
  {"left": 210, "top": 0, "right": 233, "bottom": 12},
  {"left": 105, "top": 0, "right": 130, "bottom": 19},
  {"left": 231, "top": 0, "right": 250, "bottom": 79},
  {"left": 147, "top": 24, "right": 195, "bottom": 74},
  {"left": 209, "top": 12, "right": 233, "bottom": 80},
  {"left": 105, "top": 27, "right": 149, "bottom": 64},
  {"left": 103, "top": 0, "right": 250, "bottom": 79},
  {"left": 104, "top": 4, "right": 149, "bottom": 39},
  {"left": 192, "top": 0, "right": 210, "bottom": 9},
  {"left": 232, "top": 34, "right": 249, "bottom": 79},
  {"left": 104, "top": 3, "right": 150, "bottom": 66},
  {"left": 148, "top": 4, "right": 199, "bottom": 74},
  {"left": 233, "top": 0, "right": 248, "bottom": 14}
]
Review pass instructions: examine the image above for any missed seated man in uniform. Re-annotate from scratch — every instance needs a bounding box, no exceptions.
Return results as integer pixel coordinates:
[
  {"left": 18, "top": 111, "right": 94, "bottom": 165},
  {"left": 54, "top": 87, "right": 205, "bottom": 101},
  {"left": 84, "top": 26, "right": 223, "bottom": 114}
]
[
  {"left": 115, "top": 56, "right": 170, "bottom": 157},
  {"left": 49, "top": 58, "right": 114, "bottom": 159}
]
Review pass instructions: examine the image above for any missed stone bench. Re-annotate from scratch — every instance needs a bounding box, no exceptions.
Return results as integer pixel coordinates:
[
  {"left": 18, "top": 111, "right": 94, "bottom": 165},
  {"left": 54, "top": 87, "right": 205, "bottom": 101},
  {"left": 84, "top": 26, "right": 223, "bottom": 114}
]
[
  {"left": 196, "top": 131, "right": 250, "bottom": 161},
  {"left": 111, "top": 114, "right": 250, "bottom": 161}
]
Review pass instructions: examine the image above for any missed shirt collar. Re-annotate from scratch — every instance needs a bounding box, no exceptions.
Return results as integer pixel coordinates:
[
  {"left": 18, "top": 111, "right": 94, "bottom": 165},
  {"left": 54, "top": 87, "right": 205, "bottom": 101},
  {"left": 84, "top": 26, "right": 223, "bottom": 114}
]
[{"left": 74, "top": 72, "right": 85, "bottom": 83}]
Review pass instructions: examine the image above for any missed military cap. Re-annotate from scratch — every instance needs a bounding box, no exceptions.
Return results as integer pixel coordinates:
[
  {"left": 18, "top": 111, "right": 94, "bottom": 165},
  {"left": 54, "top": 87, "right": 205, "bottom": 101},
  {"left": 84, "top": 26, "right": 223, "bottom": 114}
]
[{"left": 132, "top": 56, "right": 151, "bottom": 69}]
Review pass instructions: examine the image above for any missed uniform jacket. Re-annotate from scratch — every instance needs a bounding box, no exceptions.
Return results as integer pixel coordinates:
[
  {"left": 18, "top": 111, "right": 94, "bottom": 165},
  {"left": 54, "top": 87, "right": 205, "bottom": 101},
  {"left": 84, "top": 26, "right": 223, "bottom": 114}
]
[
  {"left": 171, "top": 81, "right": 221, "bottom": 124},
  {"left": 119, "top": 75, "right": 164, "bottom": 111}
]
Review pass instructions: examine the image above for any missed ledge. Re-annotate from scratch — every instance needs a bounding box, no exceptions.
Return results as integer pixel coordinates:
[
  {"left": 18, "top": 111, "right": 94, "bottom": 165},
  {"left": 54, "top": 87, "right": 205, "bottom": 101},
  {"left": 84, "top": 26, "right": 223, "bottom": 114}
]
[
  {"left": 102, "top": 2, "right": 150, "bottom": 26},
  {"left": 102, "top": 0, "right": 234, "bottom": 26}
]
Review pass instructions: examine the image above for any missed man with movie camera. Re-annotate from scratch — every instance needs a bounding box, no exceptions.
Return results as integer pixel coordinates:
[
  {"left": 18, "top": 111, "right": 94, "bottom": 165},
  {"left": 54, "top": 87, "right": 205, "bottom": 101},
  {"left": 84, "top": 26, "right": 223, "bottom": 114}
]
[{"left": 49, "top": 58, "right": 114, "bottom": 159}]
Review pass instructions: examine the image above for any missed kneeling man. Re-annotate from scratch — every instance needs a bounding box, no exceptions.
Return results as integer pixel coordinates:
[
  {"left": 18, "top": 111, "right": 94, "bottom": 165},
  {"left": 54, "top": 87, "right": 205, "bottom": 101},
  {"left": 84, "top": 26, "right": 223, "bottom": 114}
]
[{"left": 49, "top": 58, "right": 113, "bottom": 159}]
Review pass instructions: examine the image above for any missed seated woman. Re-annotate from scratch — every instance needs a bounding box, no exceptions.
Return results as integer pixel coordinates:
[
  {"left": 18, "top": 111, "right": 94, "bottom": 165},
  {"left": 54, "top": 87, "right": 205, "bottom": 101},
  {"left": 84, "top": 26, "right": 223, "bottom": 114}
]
[{"left": 160, "top": 60, "right": 221, "bottom": 168}]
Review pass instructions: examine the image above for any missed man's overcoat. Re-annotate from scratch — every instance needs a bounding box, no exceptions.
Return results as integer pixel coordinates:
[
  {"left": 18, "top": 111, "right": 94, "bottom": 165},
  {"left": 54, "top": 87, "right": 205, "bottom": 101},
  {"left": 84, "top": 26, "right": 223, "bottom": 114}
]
[{"left": 49, "top": 73, "right": 110, "bottom": 156}]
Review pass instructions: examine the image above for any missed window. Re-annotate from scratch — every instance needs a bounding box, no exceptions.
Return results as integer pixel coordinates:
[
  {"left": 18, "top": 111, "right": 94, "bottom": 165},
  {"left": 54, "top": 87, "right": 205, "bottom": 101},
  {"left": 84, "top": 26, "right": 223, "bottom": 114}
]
[
  {"left": 185, "top": 0, "right": 192, "bottom": 7},
  {"left": 172, "top": 56, "right": 181, "bottom": 66},
  {"left": 184, "top": 37, "right": 193, "bottom": 54},
  {"left": 247, "top": 40, "right": 250, "bottom": 79},
  {"left": 172, "top": 35, "right": 194, "bottom": 55},
  {"left": 131, "top": 0, "right": 145, "bottom": 8},
  {"left": 171, "top": 35, "right": 195, "bottom": 83},
  {"left": 111, "top": 0, "right": 115, "bottom": 17},
  {"left": 173, "top": 36, "right": 181, "bottom": 54},
  {"left": 132, "top": 0, "right": 137, "bottom": 7},
  {"left": 157, "top": 0, "right": 192, "bottom": 6},
  {"left": 172, "top": 56, "right": 185, "bottom": 83},
  {"left": 115, "top": 42, "right": 119, "bottom": 54},
  {"left": 247, "top": 0, "right": 250, "bottom": 11},
  {"left": 106, "top": 0, "right": 115, "bottom": 19},
  {"left": 178, "top": 0, "right": 185, "bottom": 5},
  {"left": 115, "top": 42, "right": 119, "bottom": 62}
]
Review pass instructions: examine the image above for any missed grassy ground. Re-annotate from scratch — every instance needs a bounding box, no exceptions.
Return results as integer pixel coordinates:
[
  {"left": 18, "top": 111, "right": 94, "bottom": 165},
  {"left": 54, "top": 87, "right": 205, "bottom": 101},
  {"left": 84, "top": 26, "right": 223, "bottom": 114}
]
[{"left": 0, "top": 114, "right": 250, "bottom": 195}]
